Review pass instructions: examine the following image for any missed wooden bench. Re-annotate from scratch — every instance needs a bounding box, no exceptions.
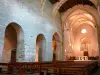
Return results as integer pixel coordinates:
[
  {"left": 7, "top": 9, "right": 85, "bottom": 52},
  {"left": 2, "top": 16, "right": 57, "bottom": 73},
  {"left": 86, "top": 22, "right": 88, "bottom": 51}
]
[
  {"left": 0, "top": 60, "right": 98, "bottom": 75},
  {"left": 40, "top": 60, "right": 98, "bottom": 75}
]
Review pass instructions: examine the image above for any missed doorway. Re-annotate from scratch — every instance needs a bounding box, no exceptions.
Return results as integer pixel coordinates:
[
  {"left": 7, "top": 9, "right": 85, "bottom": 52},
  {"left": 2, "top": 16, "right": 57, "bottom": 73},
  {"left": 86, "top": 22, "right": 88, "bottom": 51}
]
[
  {"left": 52, "top": 32, "right": 60, "bottom": 61},
  {"left": 36, "top": 34, "right": 46, "bottom": 62},
  {"left": 11, "top": 49, "right": 16, "bottom": 62},
  {"left": 3, "top": 22, "right": 24, "bottom": 62}
]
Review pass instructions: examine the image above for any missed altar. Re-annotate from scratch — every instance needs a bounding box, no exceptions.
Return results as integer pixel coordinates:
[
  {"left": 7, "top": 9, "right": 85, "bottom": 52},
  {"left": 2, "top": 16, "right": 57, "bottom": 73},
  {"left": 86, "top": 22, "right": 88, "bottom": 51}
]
[{"left": 75, "top": 56, "right": 88, "bottom": 60}]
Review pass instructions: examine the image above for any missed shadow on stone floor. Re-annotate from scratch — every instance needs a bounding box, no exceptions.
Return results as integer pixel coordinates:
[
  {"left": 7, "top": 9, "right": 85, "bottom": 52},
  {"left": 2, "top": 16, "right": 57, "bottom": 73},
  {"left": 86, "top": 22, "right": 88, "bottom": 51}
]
[{"left": 91, "top": 67, "right": 100, "bottom": 75}]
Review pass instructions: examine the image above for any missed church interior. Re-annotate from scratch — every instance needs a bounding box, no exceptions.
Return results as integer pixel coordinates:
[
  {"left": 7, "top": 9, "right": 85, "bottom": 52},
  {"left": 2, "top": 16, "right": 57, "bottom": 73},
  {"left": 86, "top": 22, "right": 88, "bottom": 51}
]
[{"left": 0, "top": 0, "right": 100, "bottom": 75}]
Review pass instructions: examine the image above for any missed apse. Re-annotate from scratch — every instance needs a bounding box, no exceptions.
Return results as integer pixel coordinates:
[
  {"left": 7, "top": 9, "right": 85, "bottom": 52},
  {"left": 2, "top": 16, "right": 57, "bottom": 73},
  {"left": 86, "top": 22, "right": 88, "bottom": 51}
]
[
  {"left": 74, "top": 24, "right": 98, "bottom": 57},
  {"left": 64, "top": 9, "right": 99, "bottom": 59}
]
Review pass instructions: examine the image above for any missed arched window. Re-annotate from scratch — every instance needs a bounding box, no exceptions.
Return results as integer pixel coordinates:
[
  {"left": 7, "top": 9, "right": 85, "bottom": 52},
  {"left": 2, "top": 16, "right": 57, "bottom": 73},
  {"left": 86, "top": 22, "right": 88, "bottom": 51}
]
[{"left": 52, "top": 32, "right": 60, "bottom": 61}]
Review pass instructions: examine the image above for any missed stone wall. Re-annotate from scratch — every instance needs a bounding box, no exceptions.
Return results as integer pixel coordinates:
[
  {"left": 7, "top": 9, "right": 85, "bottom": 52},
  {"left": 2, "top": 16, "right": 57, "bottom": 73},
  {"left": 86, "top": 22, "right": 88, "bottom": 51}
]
[{"left": 0, "top": 0, "right": 62, "bottom": 62}]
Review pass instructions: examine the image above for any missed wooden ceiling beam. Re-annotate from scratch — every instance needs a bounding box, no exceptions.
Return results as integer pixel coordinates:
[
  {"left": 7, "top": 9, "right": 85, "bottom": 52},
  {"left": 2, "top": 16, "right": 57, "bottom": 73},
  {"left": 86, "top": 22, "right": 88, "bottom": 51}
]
[
  {"left": 49, "top": 0, "right": 59, "bottom": 4},
  {"left": 58, "top": 0, "right": 96, "bottom": 13}
]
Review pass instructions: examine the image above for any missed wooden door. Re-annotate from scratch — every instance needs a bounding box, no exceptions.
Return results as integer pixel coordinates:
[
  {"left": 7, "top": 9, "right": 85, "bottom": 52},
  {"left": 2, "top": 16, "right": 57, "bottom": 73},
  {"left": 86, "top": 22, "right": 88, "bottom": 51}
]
[{"left": 11, "top": 50, "right": 16, "bottom": 63}]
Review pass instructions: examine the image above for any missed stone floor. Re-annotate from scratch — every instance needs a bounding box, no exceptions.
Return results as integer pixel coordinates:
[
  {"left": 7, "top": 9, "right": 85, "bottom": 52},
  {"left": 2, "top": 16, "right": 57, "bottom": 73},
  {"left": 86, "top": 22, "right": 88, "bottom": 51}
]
[{"left": 0, "top": 67, "right": 100, "bottom": 75}]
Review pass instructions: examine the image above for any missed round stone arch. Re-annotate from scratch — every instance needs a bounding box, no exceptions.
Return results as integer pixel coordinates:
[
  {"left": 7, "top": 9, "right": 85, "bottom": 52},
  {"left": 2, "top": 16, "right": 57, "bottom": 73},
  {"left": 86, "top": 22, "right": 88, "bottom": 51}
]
[
  {"left": 35, "top": 34, "right": 46, "bottom": 62},
  {"left": 52, "top": 32, "right": 61, "bottom": 60},
  {"left": 53, "top": 0, "right": 97, "bottom": 22},
  {"left": 2, "top": 22, "right": 24, "bottom": 62},
  {"left": 62, "top": 5, "right": 100, "bottom": 59},
  {"left": 62, "top": 5, "right": 99, "bottom": 48}
]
